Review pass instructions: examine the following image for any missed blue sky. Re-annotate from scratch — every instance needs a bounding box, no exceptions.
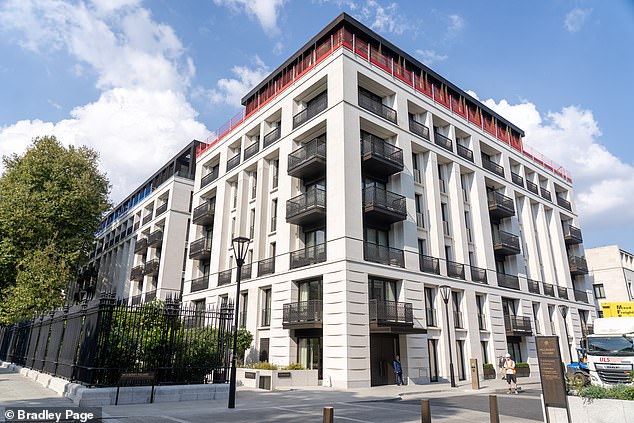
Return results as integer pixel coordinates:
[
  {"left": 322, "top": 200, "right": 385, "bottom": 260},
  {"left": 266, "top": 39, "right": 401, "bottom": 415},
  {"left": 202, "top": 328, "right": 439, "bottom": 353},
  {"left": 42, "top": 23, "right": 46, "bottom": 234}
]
[{"left": 0, "top": 0, "right": 632, "bottom": 251}]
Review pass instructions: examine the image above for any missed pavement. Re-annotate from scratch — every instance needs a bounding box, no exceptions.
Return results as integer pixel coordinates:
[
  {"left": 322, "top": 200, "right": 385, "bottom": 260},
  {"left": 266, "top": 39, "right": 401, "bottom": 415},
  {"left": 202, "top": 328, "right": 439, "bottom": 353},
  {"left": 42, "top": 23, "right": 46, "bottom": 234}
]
[{"left": 0, "top": 367, "right": 545, "bottom": 422}]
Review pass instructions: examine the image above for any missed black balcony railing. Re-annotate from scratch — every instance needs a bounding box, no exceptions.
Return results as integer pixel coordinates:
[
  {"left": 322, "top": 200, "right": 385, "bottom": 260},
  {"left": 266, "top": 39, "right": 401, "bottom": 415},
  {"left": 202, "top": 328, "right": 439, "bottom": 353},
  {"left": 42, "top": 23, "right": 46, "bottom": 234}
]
[
  {"left": 148, "top": 230, "right": 163, "bottom": 247},
  {"left": 155, "top": 202, "right": 168, "bottom": 217},
  {"left": 190, "top": 276, "right": 209, "bottom": 293},
  {"left": 478, "top": 313, "right": 487, "bottom": 331},
  {"left": 293, "top": 92, "right": 328, "bottom": 128},
  {"left": 201, "top": 166, "right": 219, "bottom": 188},
  {"left": 192, "top": 201, "right": 215, "bottom": 226},
  {"left": 358, "top": 91, "right": 397, "bottom": 123},
  {"left": 145, "top": 290, "right": 157, "bottom": 302},
  {"left": 488, "top": 191, "right": 515, "bottom": 218},
  {"left": 434, "top": 132, "right": 453, "bottom": 152},
  {"left": 189, "top": 238, "right": 211, "bottom": 260},
  {"left": 263, "top": 126, "right": 281, "bottom": 148},
  {"left": 287, "top": 137, "right": 326, "bottom": 179},
  {"left": 360, "top": 134, "right": 404, "bottom": 174},
  {"left": 457, "top": 144, "right": 474, "bottom": 162},
  {"left": 526, "top": 180, "right": 539, "bottom": 195},
  {"left": 226, "top": 153, "right": 241, "bottom": 172},
  {"left": 569, "top": 256, "right": 588, "bottom": 275},
  {"left": 289, "top": 243, "right": 326, "bottom": 269},
  {"left": 470, "top": 266, "right": 488, "bottom": 284},
  {"left": 240, "top": 263, "right": 252, "bottom": 281},
  {"left": 218, "top": 269, "right": 232, "bottom": 286},
  {"left": 363, "top": 186, "right": 407, "bottom": 223},
  {"left": 130, "top": 265, "right": 144, "bottom": 281},
  {"left": 134, "top": 237, "right": 148, "bottom": 254},
  {"left": 420, "top": 255, "right": 440, "bottom": 275},
  {"left": 283, "top": 300, "right": 323, "bottom": 328},
  {"left": 497, "top": 273, "right": 520, "bottom": 290},
  {"left": 368, "top": 299, "right": 413, "bottom": 325},
  {"left": 527, "top": 279, "right": 541, "bottom": 294},
  {"left": 482, "top": 156, "right": 505, "bottom": 177},
  {"left": 504, "top": 315, "right": 533, "bottom": 335},
  {"left": 286, "top": 187, "right": 326, "bottom": 224},
  {"left": 543, "top": 282, "right": 556, "bottom": 297},
  {"left": 447, "top": 261, "right": 465, "bottom": 280},
  {"left": 511, "top": 172, "right": 524, "bottom": 187},
  {"left": 557, "top": 196, "right": 572, "bottom": 211},
  {"left": 244, "top": 141, "right": 260, "bottom": 161},
  {"left": 426, "top": 308, "right": 437, "bottom": 327},
  {"left": 541, "top": 187, "right": 552, "bottom": 201},
  {"left": 142, "top": 213, "right": 152, "bottom": 226},
  {"left": 563, "top": 224, "right": 583, "bottom": 245},
  {"left": 257, "top": 257, "right": 275, "bottom": 277},
  {"left": 574, "top": 290, "right": 589, "bottom": 303},
  {"left": 131, "top": 294, "right": 142, "bottom": 306},
  {"left": 363, "top": 243, "right": 405, "bottom": 268},
  {"left": 556, "top": 286, "right": 568, "bottom": 299},
  {"left": 408, "top": 118, "right": 430, "bottom": 140},
  {"left": 144, "top": 259, "right": 160, "bottom": 276},
  {"left": 493, "top": 230, "right": 521, "bottom": 256},
  {"left": 453, "top": 311, "right": 463, "bottom": 329}
]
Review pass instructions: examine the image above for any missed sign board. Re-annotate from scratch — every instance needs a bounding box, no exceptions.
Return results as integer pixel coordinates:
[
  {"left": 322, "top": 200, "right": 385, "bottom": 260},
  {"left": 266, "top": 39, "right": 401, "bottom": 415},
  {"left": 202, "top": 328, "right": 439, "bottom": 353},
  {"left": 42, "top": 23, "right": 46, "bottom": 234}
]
[
  {"left": 601, "top": 302, "right": 634, "bottom": 318},
  {"left": 244, "top": 371, "right": 256, "bottom": 379},
  {"left": 535, "top": 336, "right": 568, "bottom": 409},
  {"left": 277, "top": 372, "right": 292, "bottom": 378},
  {"left": 470, "top": 358, "right": 480, "bottom": 390}
]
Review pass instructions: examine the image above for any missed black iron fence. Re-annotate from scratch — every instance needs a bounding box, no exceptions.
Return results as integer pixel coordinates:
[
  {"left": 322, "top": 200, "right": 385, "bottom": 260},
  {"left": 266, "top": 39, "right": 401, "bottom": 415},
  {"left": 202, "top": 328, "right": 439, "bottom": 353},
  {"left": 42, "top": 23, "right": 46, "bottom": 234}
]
[{"left": 0, "top": 294, "right": 233, "bottom": 387}]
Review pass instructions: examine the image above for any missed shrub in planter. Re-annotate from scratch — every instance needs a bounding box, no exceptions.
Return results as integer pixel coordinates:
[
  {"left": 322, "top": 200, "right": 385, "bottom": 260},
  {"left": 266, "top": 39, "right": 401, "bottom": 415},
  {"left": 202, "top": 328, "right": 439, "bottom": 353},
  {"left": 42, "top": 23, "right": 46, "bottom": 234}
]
[
  {"left": 245, "top": 361, "right": 279, "bottom": 370},
  {"left": 283, "top": 363, "right": 306, "bottom": 370},
  {"left": 515, "top": 362, "right": 530, "bottom": 377},
  {"left": 483, "top": 363, "right": 496, "bottom": 379},
  {"left": 579, "top": 384, "right": 634, "bottom": 401}
]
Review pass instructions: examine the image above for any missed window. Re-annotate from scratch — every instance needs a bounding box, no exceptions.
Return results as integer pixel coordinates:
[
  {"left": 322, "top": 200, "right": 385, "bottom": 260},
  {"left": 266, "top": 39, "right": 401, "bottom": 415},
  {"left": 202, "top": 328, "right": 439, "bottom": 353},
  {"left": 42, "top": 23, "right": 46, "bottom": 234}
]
[
  {"left": 231, "top": 217, "right": 236, "bottom": 239},
  {"left": 428, "top": 339, "right": 439, "bottom": 382},
  {"left": 251, "top": 171, "right": 258, "bottom": 199},
  {"left": 415, "top": 194, "right": 425, "bottom": 227},
  {"left": 452, "top": 291, "right": 462, "bottom": 328},
  {"left": 270, "top": 242, "right": 276, "bottom": 258},
  {"left": 232, "top": 182, "right": 238, "bottom": 209},
  {"left": 261, "top": 288, "right": 272, "bottom": 326},
  {"left": 593, "top": 284, "right": 606, "bottom": 299},
  {"left": 476, "top": 295, "right": 486, "bottom": 330},
  {"left": 239, "top": 292, "right": 248, "bottom": 328},
  {"left": 441, "top": 203, "right": 450, "bottom": 236},
  {"left": 418, "top": 238, "right": 428, "bottom": 256},
  {"left": 438, "top": 164, "right": 446, "bottom": 193},
  {"left": 424, "top": 287, "right": 436, "bottom": 326},
  {"left": 271, "top": 159, "right": 279, "bottom": 189},
  {"left": 259, "top": 338, "right": 270, "bottom": 362},
  {"left": 445, "top": 245, "right": 453, "bottom": 261},
  {"left": 298, "top": 278, "right": 322, "bottom": 302},
  {"left": 270, "top": 199, "right": 277, "bottom": 232},
  {"left": 464, "top": 211, "right": 472, "bottom": 242},
  {"left": 532, "top": 303, "right": 541, "bottom": 335},
  {"left": 456, "top": 340, "right": 466, "bottom": 380},
  {"left": 250, "top": 209, "right": 256, "bottom": 239},
  {"left": 481, "top": 341, "right": 489, "bottom": 365},
  {"left": 413, "top": 152, "right": 422, "bottom": 183},
  {"left": 365, "top": 227, "right": 388, "bottom": 246}
]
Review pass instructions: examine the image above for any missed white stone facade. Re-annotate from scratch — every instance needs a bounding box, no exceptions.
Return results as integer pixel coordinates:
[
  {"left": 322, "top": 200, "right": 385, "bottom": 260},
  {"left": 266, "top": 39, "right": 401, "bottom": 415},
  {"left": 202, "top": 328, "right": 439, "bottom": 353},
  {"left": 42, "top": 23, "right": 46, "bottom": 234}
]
[{"left": 586, "top": 245, "right": 634, "bottom": 311}]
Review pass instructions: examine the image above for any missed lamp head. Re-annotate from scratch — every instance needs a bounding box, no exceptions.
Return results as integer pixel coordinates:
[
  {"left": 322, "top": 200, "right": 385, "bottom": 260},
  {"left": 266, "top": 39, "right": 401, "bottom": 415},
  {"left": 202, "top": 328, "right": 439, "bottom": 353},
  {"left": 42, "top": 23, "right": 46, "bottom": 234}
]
[
  {"left": 231, "top": 236, "right": 251, "bottom": 265},
  {"left": 439, "top": 285, "right": 451, "bottom": 303},
  {"left": 558, "top": 304, "right": 568, "bottom": 318}
]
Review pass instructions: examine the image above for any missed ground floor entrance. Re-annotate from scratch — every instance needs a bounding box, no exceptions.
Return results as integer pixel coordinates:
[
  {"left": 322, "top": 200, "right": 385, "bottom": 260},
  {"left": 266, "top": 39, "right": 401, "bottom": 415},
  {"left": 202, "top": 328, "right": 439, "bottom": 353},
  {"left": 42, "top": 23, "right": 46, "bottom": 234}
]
[
  {"left": 295, "top": 328, "right": 322, "bottom": 380},
  {"left": 370, "top": 334, "right": 399, "bottom": 386}
]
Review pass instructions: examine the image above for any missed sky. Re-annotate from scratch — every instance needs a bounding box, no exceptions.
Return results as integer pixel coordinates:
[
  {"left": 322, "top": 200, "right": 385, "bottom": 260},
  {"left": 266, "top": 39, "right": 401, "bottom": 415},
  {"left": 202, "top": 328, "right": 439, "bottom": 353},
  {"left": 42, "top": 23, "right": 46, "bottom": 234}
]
[{"left": 0, "top": 0, "right": 632, "bottom": 251}]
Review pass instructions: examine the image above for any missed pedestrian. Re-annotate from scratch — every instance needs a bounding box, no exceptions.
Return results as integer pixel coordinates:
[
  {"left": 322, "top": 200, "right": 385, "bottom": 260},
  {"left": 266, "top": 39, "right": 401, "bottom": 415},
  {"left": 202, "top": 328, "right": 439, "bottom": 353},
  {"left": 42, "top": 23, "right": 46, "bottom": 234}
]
[
  {"left": 498, "top": 354, "right": 505, "bottom": 380},
  {"left": 393, "top": 355, "right": 404, "bottom": 386},
  {"left": 503, "top": 353, "right": 519, "bottom": 394}
]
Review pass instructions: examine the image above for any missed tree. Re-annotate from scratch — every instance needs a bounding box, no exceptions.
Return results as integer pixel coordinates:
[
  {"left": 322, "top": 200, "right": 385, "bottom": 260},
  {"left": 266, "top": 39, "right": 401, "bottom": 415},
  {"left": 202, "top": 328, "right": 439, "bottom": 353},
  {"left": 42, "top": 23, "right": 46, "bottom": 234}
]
[
  {"left": 236, "top": 327, "right": 254, "bottom": 364},
  {"left": 0, "top": 136, "right": 110, "bottom": 323}
]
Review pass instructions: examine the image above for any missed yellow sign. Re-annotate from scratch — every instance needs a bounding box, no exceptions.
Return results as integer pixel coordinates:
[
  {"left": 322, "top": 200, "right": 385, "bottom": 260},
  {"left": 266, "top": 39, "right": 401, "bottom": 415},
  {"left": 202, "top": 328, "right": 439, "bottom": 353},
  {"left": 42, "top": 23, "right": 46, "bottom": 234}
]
[{"left": 601, "top": 302, "right": 634, "bottom": 317}]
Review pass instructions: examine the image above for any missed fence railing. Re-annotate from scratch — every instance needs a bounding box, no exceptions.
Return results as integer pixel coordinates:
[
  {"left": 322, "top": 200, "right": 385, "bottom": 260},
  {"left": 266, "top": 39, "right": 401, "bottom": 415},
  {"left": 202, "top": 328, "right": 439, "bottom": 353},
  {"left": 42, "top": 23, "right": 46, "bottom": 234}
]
[
  {"left": 286, "top": 187, "right": 326, "bottom": 221},
  {"left": 201, "top": 166, "right": 219, "bottom": 188},
  {"left": 0, "top": 294, "right": 233, "bottom": 387},
  {"left": 282, "top": 300, "right": 323, "bottom": 326},
  {"left": 497, "top": 273, "right": 520, "bottom": 290},
  {"left": 526, "top": 180, "right": 539, "bottom": 195},
  {"left": 368, "top": 300, "right": 413, "bottom": 325},
  {"left": 226, "top": 153, "right": 241, "bottom": 172},
  {"left": 293, "top": 93, "right": 328, "bottom": 128},
  {"left": 289, "top": 243, "right": 326, "bottom": 269},
  {"left": 482, "top": 156, "right": 504, "bottom": 177},
  {"left": 434, "top": 132, "right": 453, "bottom": 151},
  {"left": 420, "top": 254, "right": 440, "bottom": 275},
  {"left": 358, "top": 92, "right": 397, "bottom": 123},
  {"left": 244, "top": 140, "right": 260, "bottom": 161},
  {"left": 263, "top": 127, "right": 281, "bottom": 148},
  {"left": 457, "top": 144, "right": 473, "bottom": 162},
  {"left": 360, "top": 134, "right": 404, "bottom": 168},
  {"left": 511, "top": 172, "right": 524, "bottom": 187},
  {"left": 408, "top": 118, "right": 430, "bottom": 140},
  {"left": 363, "top": 243, "right": 405, "bottom": 268},
  {"left": 287, "top": 136, "right": 326, "bottom": 174}
]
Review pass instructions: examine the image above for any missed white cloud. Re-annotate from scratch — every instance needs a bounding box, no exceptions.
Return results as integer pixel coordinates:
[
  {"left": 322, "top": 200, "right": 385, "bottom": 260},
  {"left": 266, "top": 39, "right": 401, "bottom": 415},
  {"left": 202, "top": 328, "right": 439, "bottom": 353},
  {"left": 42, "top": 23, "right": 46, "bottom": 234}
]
[
  {"left": 359, "top": 0, "right": 410, "bottom": 35},
  {"left": 415, "top": 49, "right": 448, "bottom": 66},
  {"left": 213, "top": 0, "right": 286, "bottom": 34},
  {"left": 0, "top": 0, "right": 208, "bottom": 202},
  {"left": 448, "top": 14, "right": 464, "bottom": 33},
  {"left": 480, "top": 97, "right": 634, "bottom": 234},
  {"left": 195, "top": 57, "right": 270, "bottom": 107},
  {"left": 564, "top": 8, "right": 592, "bottom": 33}
]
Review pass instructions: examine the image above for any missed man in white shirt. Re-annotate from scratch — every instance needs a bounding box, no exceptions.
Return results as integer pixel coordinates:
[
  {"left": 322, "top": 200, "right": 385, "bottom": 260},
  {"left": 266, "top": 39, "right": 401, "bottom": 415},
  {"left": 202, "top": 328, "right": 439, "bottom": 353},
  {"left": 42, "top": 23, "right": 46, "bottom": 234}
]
[{"left": 503, "top": 353, "right": 518, "bottom": 394}]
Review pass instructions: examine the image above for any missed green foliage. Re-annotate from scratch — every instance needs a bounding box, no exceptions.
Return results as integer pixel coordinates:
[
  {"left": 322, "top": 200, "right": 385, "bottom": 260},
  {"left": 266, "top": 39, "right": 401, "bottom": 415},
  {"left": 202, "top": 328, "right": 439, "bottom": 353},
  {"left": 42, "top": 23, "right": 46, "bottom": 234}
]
[
  {"left": 282, "top": 363, "right": 306, "bottom": 370},
  {"left": 578, "top": 384, "right": 634, "bottom": 401},
  {"left": 236, "top": 328, "right": 254, "bottom": 361},
  {"left": 515, "top": 362, "right": 530, "bottom": 368},
  {"left": 0, "top": 136, "right": 110, "bottom": 323},
  {"left": 483, "top": 363, "right": 494, "bottom": 370},
  {"left": 246, "top": 361, "right": 279, "bottom": 370}
]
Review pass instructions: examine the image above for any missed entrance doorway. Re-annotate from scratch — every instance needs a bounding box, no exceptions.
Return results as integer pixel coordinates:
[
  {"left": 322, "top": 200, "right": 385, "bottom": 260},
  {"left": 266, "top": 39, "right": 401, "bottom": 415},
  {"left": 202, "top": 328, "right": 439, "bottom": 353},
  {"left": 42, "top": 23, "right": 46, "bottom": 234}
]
[
  {"left": 297, "top": 336, "right": 322, "bottom": 379},
  {"left": 370, "top": 334, "right": 399, "bottom": 386}
]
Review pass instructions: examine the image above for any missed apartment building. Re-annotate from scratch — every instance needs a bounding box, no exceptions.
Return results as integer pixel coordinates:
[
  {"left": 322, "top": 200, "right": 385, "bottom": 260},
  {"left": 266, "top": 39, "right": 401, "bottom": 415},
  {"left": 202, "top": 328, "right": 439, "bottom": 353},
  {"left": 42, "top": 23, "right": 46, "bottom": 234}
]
[
  {"left": 586, "top": 245, "right": 634, "bottom": 314},
  {"left": 74, "top": 141, "right": 202, "bottom": 304},
  {"left": 182, "top": 13, "right": 596, "bottom": 388}
]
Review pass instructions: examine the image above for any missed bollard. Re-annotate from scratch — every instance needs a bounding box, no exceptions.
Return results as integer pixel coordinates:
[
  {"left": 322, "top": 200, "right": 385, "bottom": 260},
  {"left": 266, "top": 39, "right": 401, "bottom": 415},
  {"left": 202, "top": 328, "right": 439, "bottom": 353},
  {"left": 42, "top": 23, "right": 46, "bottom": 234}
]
[
  {"left": 323, "top": 406, "right": 334, "bottom": 423},
  {"left": 489, "top": 395, "right": 500, "bottom": 423},
  {"left": 421, "top": 399, "right": 432, "bottom": 423}
]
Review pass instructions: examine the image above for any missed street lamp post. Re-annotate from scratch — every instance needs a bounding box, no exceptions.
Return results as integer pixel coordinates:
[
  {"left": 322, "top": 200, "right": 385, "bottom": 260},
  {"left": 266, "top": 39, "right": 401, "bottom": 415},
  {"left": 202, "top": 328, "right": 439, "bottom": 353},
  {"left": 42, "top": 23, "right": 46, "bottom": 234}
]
[
  {"left": 228, "top": 236, "right": 251, "bottom": 409},
  {"left": 559, "top": 305, "right": 571, "bottom": 364},
  {"left": 439, "top": 285, "right": 456, "bottom": 388}
]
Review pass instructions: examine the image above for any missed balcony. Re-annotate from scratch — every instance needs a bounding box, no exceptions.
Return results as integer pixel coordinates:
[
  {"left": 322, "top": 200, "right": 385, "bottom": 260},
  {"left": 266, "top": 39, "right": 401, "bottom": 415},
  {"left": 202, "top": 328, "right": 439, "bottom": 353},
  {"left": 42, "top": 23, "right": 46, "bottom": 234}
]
[
  {"left": 504, "top": 315, "right": 533, "bottom": 336},
  {"left": 511, "top": 172, "right": 524, "bottom": 188},
  {"left": 557, "top": 286, "right": 569, "bottom": 300},
  {"left": 190, "top": 276, "right": 209, "bottom": 293},
  {"left": 482, "top": 157, "right": 505, "bottom": 178},
  {"left": 134, "top": 237, "right": 148, "bottom": 254},
  {"left": 362, "top": 186, "right": 407, "bottom": 226},
  {"left": 540, "top": 187, "right": 552, "bottom": 201},
  {"left": 557, "top": 196, "right": 572, "bottom": 211},
  {"left": 289, "top": 243, "right": 326, "bottom": 269},
  {"left": 526, "top": 180, "right": 539, "bottom": 195},
  {"left": 293, "top": 92, "right": 328, "bottom": 128},
  {"left": 142, "top": 213, "right": 152, "bottom": 226},
  {"left": 563, "top": 224, "right": 583, "bottom": 245},
  {"left": 130, "top": 265, "right": 144, "bottom": 281},
  {"left": 144, "top": 259, "right": 160, "bottom": 276},
  {"left": 192, "top": 201, "right": 215, "bottom": 226},
  {"left": 543, "top": 283, "right": 556, "bottom": 297},
  {"left": 155, "top": 202, "right": 168, "bottom": 217},
  {"left": 189, "top": 238, "right": 211, "bottom": 260},
  {"left": 147, "top": 230, "right": 163, "bottom": 248},
  {"left": 287, "top": 137, "right": 326, "bottom": 181},
  {"left": 457, "top": 144, "right": 474, "bottom": 162},
  {"left": 218, "top": 269, "right": 232, "bottom": 286},
  {"left": 145, "top": 290, "right": 157, "bottom": 302},
  {"left": 360, "top": 134, "right": 404, "bottom": 178},
  {"left": 470, "top": 266, "right": 488, "bottom": 284},
  {"left": 257, "top": 257, "right": 275, "bottom": 277},
  {"left": 433, "top": 132, "right": 453, "bottom": 152},
  {"left": 497, "top": 273, "right": 520, "bottom": 290},
  {"left": 408, "top": 118, "right": 430, "bottom": 140},
  {"left": 282, "top": 300, "right": 323, "bottom": 329},
  {"left": 244, "top": 141, "right": 260, "bottom": 161},
  {"left": 358, "top": 91, "right": 397, "bottom": 123},
  {"left": 368, "top": 300, "right": 422, "bottom": 334},
  {"left": 569, "top": 256, "right": 589, "bottom": 275},
  {"left": 201, "top": 166, "right": 219, "bottom": 188},
  {"left": 493, "top": 230, "right": 521, "bottom": 257},
  {"left": 363, "top": 243, "right": 405, "bottom": 268},
  {"left": 131, "top": 294, "right": 142, "bottom": 306},
  {"left": 574, "top": 290, "right": 589, "bottom": 304},
  {"left": 488, "top": 191, "right": 515, "bottom": 219},
  {"left": 527, "top": 279, "right": 541, "bottom": 295},
  {"left": 286, "top": 188, "right": 326, "bottom": 227},
  {"left": 447, "top": 261, "right": 465, "bottom": 280},
  {"left": 420, "top": 255, "right": 440, "bottom": 275},
  {"left": 226, "top": 153, "right": 241, "bottom": 172},
  {"left": 240, "top": 263, "right": 252, "bottom": 281},
  {"left": 263, "top": 126, "right": 281, "bottom": 148}
]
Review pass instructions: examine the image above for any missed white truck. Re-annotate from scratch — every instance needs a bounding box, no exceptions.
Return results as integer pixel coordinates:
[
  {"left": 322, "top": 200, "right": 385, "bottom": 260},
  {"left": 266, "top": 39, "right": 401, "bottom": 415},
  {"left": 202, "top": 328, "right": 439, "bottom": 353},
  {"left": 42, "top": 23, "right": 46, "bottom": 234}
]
[{"left": 585, "top": 317, "right": 634, "bottom": 387}]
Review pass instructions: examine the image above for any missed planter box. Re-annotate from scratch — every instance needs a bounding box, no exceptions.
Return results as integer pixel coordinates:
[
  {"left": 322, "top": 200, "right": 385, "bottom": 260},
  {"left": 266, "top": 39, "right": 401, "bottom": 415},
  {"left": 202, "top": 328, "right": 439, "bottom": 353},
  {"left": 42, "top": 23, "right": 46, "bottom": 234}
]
[
  {"left": 483, "top": 368, "right": 497, "bottom": 380},
  {"left": 545, "top": 395, "right": 634, "bottom": 423},
  {"left": 237, "top": 368, "right": 318, "bottom": 391},
  {"left": 516, "top": 367, "right": 530, "bottom": 377}
]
